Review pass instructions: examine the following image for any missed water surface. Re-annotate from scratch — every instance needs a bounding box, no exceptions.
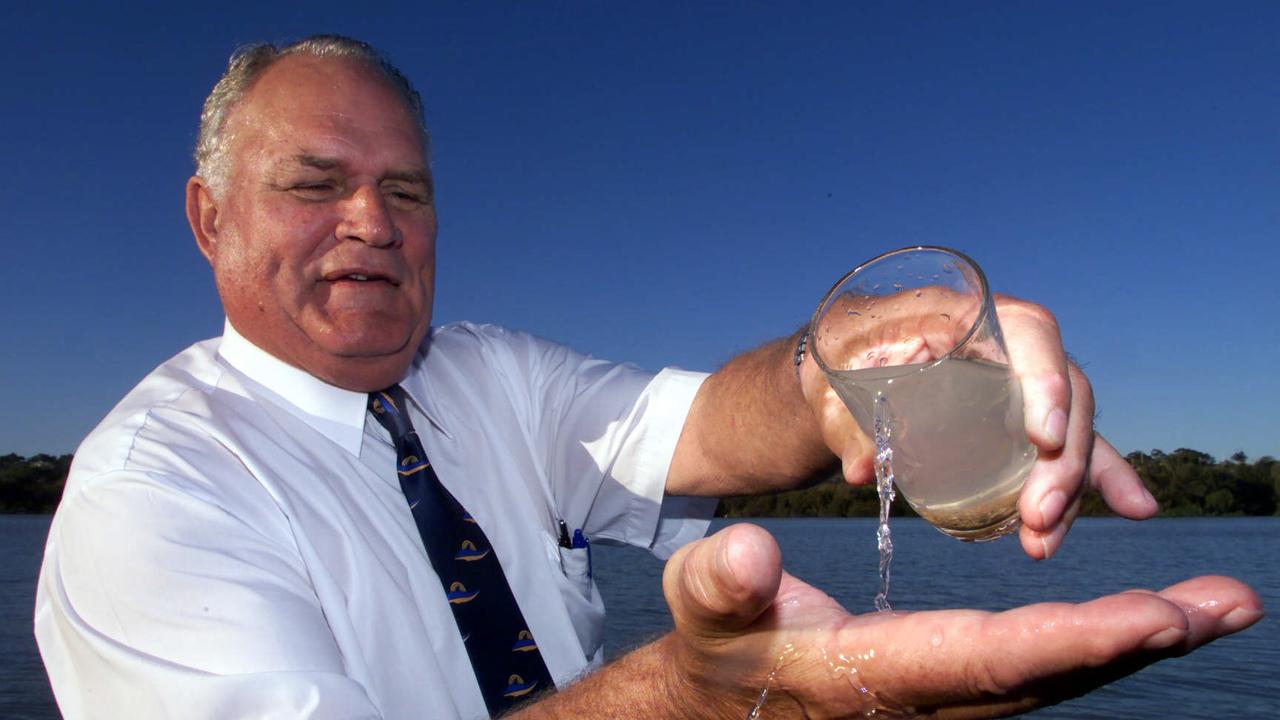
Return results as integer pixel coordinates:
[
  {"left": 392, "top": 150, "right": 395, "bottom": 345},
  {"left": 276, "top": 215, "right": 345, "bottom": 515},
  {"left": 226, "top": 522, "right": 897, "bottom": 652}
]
[
  {"left": 596, "top": 517, "right": 1279, "bottom": 719},
  {"left": 4, "top": 516, "right": 1276, "bottom": 718}
]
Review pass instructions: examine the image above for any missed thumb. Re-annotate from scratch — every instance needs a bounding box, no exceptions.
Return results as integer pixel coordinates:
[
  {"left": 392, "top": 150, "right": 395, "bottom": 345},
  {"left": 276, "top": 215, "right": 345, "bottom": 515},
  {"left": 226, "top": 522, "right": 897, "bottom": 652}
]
[{"left": 662, "top": 523, "right": 782, "bottom": 640}]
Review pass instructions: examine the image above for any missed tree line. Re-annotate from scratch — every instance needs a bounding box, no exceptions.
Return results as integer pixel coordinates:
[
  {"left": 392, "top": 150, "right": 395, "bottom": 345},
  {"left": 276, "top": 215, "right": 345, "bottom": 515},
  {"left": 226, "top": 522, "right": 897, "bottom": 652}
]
[
  {"left": 3, "top": 449, "right": 1278, "bottom": 517},
  {"left": 719, "top": 448, "right": 1279, "bottom": 518}
]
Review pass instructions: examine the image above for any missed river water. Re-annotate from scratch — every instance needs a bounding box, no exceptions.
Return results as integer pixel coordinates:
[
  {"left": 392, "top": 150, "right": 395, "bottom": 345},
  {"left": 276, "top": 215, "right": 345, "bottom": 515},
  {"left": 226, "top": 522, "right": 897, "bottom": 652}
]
[
  {"left": 4, "top": 515, "right": 1277, "bottom": 718},
  {"left": 596, "top": 516, "right": 1279, "bottom": 718}
]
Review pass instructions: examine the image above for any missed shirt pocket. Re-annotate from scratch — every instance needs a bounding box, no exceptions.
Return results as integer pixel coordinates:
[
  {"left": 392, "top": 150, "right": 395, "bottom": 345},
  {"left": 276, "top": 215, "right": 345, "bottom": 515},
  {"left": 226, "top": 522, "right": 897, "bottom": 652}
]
[
  {"left": 541, "top": 531, "right": 605, "bottom": 663},
  {"left": 557, "top": 542, "right": 593, "bottom": 597}
]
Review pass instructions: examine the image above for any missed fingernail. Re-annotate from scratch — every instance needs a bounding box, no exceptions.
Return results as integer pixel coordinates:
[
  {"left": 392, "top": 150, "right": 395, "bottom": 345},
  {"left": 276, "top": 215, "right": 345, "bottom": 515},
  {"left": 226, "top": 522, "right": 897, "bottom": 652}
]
[
  {"left": 1221, "top": 606, "right": 1264, "bottom": 633},
  {"left": 1038, "top": 490, "right": 1066, "bottom": 529},
  {"left": 1142, "top": 626, "right": 1186, "bottom": 650},
  {"left": 1039, "top": 535, "right": 1054, "bottom": 561},
  {"left": 1043, "top": 408, "right": 1067, "bottom": 447}
]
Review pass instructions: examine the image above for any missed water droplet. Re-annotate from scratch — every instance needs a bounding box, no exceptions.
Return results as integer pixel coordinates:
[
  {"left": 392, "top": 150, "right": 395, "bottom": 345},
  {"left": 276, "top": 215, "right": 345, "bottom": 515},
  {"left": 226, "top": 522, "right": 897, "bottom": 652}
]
[
  {"left": 848, "top": 310, "right": 862, "bottom": 316},
  {"left": 892, "top": 282, "right": 904, "bottom": 290},
  {"left": 877, "top": 356, "right": 888, "bottom": 367},
  {"left": 914, "top": 290, "right": 922, "bottom": 298},
  {"left": 942, "top": 263, "right": 955, "bottom": 273}
]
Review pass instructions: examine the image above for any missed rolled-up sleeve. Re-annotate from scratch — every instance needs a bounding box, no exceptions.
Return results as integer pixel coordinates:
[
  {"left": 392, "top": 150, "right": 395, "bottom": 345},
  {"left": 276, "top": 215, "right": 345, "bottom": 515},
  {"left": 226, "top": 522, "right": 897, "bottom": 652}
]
[{"left": 509, "top": 330, "right": 717, "bottom": 559}]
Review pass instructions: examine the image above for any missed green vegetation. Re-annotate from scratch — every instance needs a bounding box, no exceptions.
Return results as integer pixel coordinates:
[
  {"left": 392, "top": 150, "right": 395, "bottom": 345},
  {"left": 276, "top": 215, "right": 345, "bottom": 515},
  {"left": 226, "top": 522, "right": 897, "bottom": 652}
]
[
  {"left": 0, "top": 453, "right": 73, "bottom": 513},
  {"left": 1116, "top": 449, "right": 1279, "bottom": 517},
  {"left": 719, "top": 449, "right": 1279, "bottom": 518},
  {"left": 3, "top": 449, "right": 1277, "bottom": 517}
]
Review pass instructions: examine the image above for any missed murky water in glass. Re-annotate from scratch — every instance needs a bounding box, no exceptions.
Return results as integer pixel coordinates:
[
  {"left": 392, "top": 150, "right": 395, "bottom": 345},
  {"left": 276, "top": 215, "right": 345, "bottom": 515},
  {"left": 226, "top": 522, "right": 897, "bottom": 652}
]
[{"left": 824, "top": 359, "right": 1034, "bottom": 541}]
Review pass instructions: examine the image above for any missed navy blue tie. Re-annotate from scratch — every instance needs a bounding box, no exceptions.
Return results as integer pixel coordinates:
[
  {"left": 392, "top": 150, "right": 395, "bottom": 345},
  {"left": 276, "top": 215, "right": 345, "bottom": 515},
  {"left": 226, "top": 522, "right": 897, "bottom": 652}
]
[{"left": 369, "top": 386, "right": 553, "bottom": 715}]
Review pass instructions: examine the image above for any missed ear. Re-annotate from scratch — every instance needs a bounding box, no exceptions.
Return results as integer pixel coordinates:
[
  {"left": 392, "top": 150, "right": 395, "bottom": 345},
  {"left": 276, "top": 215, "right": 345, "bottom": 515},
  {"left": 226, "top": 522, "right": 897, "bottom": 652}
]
[{"left": 186, "top": 177, "right": 221, "bottom": 263}]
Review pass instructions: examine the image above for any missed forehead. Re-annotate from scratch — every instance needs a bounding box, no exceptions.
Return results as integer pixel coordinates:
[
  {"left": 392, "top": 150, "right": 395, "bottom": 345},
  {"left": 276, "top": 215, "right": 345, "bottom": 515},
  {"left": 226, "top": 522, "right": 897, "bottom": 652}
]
[{"left": 226, "top": 55, "right": 426, "bottom": 171}]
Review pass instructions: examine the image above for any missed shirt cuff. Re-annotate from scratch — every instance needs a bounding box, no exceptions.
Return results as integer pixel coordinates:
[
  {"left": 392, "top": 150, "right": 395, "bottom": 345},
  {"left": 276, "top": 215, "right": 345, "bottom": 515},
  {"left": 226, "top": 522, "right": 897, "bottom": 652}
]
[{"left": 625, "top": 367, "right": 717, "bottom": 559}]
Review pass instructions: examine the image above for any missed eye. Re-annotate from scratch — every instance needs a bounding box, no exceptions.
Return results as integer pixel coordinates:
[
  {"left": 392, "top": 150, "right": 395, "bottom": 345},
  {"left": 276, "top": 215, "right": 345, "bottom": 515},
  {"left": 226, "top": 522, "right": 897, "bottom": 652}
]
[
  {"left": 384, "top": 186, "right": 430, "bottom": 208},
  {"left": 288, "top": 181, "right": 341, "bottom": 200}
]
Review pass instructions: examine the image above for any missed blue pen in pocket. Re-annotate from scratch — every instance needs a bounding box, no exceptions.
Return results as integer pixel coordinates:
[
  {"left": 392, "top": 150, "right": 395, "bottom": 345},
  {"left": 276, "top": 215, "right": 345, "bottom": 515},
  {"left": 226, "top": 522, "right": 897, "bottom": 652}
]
[{"left": 571, "top": 528, "right": 591, "bottom": 578}]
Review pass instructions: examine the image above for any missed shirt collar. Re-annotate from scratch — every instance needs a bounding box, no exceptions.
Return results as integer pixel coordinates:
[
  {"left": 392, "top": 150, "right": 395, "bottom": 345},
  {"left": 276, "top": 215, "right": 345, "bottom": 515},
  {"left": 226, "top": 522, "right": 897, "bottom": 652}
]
[{"left": 217, "top": 320, "right": 371, "bottom": 457}]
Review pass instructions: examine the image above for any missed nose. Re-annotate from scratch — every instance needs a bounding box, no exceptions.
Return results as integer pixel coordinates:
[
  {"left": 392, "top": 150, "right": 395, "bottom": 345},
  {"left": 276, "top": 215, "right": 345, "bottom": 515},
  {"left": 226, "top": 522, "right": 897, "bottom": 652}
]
[{"left": 336, "top": 184, "right": 398, "bottom": 247}]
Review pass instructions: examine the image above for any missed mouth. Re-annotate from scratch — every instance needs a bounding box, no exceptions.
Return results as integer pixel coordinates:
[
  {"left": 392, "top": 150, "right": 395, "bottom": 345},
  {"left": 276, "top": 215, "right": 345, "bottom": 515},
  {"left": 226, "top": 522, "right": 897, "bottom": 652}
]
[{"left": 324, "top": 270, "right": 400, "bottom": 286}]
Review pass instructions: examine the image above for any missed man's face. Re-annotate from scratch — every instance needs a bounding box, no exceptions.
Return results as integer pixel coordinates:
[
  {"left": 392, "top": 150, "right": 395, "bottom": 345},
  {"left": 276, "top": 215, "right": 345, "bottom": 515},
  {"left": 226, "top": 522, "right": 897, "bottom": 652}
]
[{"left": 192, "top": 55, "right": 437, "bottom": 391}]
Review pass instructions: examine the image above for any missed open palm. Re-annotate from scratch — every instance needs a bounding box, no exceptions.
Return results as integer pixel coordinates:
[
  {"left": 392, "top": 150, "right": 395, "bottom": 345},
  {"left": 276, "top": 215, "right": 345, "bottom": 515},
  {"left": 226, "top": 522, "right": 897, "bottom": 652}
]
[{"left": 663, "top": 524, "right": 1262, "bottom": 719}]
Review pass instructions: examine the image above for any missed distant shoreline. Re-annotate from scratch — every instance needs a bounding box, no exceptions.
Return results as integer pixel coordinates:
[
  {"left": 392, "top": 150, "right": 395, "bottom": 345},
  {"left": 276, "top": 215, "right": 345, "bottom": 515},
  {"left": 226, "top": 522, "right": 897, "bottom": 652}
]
[{"left": 5, "top": 449, "right": 1278, "bottom": 517}]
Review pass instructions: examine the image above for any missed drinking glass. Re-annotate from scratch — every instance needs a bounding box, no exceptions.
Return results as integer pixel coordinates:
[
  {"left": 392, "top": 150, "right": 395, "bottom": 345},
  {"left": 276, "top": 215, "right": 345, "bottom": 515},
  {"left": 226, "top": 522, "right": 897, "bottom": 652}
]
[{"left": 807, "top": 246, "right": 1035, "bottom": 541}]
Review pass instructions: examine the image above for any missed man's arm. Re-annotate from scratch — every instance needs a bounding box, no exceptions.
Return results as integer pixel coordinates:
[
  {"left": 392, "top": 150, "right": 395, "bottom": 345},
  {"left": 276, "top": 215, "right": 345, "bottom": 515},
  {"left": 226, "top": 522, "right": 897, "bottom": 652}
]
[
  {"left": 514, "top": 524, "right": 1262, "bottom": 720},
  {"left": 666, "top": 296, "right": 1160, "bottom": 559},
  {"left": 666, "top": 329, "right": 844, "bottom": 497}
]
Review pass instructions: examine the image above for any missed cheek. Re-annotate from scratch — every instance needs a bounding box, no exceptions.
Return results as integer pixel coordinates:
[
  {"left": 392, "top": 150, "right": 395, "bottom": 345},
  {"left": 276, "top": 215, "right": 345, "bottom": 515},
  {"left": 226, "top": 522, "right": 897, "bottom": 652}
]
[
  {"left": 221, "top": 205, "right": 333, "bottom": 279},
  {"left": 400, "top": 219, "right": 437, "bottom": 285}
]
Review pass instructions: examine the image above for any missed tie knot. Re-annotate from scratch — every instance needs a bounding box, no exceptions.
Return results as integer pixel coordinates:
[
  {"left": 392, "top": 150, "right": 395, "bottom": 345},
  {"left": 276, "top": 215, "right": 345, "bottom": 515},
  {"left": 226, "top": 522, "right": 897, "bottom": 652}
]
[{"left": 369, "top": 385, "right": 415, "bottom": 441}]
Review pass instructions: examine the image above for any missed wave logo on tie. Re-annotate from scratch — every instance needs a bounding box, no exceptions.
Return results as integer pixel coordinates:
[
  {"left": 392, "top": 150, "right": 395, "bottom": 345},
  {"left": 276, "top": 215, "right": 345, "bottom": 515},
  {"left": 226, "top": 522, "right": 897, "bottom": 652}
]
[
  {"left": 446, "top": 581, "right": 479, "bottom": 604},
  {"left": 455, "top": 540, "right": 490, "bottom": 562},
  {"left": 502, "top": 674, "right": 539, "bottom": 698},
  {"left": 373, "top": 393, "right": 397, "bottom": 414},
  {"left": 511, "top": 630, "right": 538, "bottom": 653},
  {"left": 398, "top": 453, "right": 429, "bottom": 476}
]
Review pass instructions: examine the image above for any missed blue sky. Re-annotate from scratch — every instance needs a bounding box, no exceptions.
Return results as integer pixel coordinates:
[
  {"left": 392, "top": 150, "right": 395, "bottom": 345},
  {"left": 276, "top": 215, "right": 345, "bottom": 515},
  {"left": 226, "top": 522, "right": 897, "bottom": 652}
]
[{"left": 2, "top": 1, "right": 1276, "bottom": 461}]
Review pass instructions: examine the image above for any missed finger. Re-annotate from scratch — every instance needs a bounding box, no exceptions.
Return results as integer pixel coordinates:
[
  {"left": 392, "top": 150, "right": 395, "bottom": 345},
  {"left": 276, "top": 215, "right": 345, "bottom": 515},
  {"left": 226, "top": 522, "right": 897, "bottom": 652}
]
[
  {"left": 662, "top": 523, "right": 782, "bottom": 639},
  {"left": 799, "top": 357, "right": 876, "bottom": 485},
  {"left": 996, "top": 296, "right": 1071, "bottom": 450},
  {"left": 844, "top": 578, "right": 1258, "bottom": 716},
  {"left": 1149, "top": 575, "right": 1265, "bottom": 649},
  {"left": 1018, "top": 363, "right": 1094, "bottom": 537},
  {"left": 1018, "top": 491, "right": 1079, "bottom": 560},
  {"left": 1090, "top": 434, "right": 1158, "bottom": 519}
]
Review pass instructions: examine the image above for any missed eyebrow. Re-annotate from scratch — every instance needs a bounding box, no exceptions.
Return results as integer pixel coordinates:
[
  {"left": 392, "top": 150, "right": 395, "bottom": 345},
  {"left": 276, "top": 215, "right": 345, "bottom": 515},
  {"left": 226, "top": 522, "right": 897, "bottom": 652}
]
[{"left": 294, "top": 154, "right": 341, "bottom": 172}]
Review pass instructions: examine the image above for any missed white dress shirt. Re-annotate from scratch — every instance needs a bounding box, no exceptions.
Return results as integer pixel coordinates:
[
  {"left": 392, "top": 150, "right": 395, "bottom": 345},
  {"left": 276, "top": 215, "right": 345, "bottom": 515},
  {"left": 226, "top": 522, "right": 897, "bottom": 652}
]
[{"left": 35, "top": 321, "right": 714, "bottom": 719}]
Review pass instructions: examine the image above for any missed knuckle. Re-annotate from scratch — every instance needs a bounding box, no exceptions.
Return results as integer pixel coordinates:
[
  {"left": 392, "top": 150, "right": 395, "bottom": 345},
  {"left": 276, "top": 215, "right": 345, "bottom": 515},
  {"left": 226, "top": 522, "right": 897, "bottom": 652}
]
[
  {"left": 956, "top": 616, "right": 1022, "bottom": 697},
  {"left": 1001, "top": 298, "right": 1060, "bottom": 331},
  {"left": 1068, "top": 365, "right": 1096, "bottom": 406},
  {"left": 1035, "top": 370, "right": 1072, "bottom": 404},
  {"left": 1057, "top": 454, "right": 1088, "bottom": 483},
  {"left": 964, "top": 649, "right": 1014, "bottom": 698}
]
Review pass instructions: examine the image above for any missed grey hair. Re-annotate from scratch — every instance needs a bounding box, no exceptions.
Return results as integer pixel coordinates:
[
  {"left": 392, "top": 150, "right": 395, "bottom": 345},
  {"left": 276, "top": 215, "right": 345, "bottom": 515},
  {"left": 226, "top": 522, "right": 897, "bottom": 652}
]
[{"left": 194, "top": 34, "right": 430, "bottom": 194}]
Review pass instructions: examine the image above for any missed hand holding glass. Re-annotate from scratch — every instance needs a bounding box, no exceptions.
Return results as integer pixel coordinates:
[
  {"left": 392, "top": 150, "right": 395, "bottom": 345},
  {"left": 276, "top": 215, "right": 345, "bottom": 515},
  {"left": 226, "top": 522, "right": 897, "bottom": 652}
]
[{"left": 808, "top": 247, "right": 1036, "bottom": 541}]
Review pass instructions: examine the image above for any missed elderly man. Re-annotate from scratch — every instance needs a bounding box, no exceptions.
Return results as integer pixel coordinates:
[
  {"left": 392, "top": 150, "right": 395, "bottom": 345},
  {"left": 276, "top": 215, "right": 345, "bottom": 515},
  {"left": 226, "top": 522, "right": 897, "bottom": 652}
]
[{"left": 36, "top": 35, "right": 1259, "bottom": 719}]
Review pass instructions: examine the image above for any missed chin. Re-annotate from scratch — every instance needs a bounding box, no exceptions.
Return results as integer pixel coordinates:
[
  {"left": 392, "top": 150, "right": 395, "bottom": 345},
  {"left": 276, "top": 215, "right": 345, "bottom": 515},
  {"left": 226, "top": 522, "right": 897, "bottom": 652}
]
[
  {"left": 318, "top": 316, "right": 417, "bottom": 353},
  {"left": 310, "top": 349, "right": 416, "bottom": 392}
]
